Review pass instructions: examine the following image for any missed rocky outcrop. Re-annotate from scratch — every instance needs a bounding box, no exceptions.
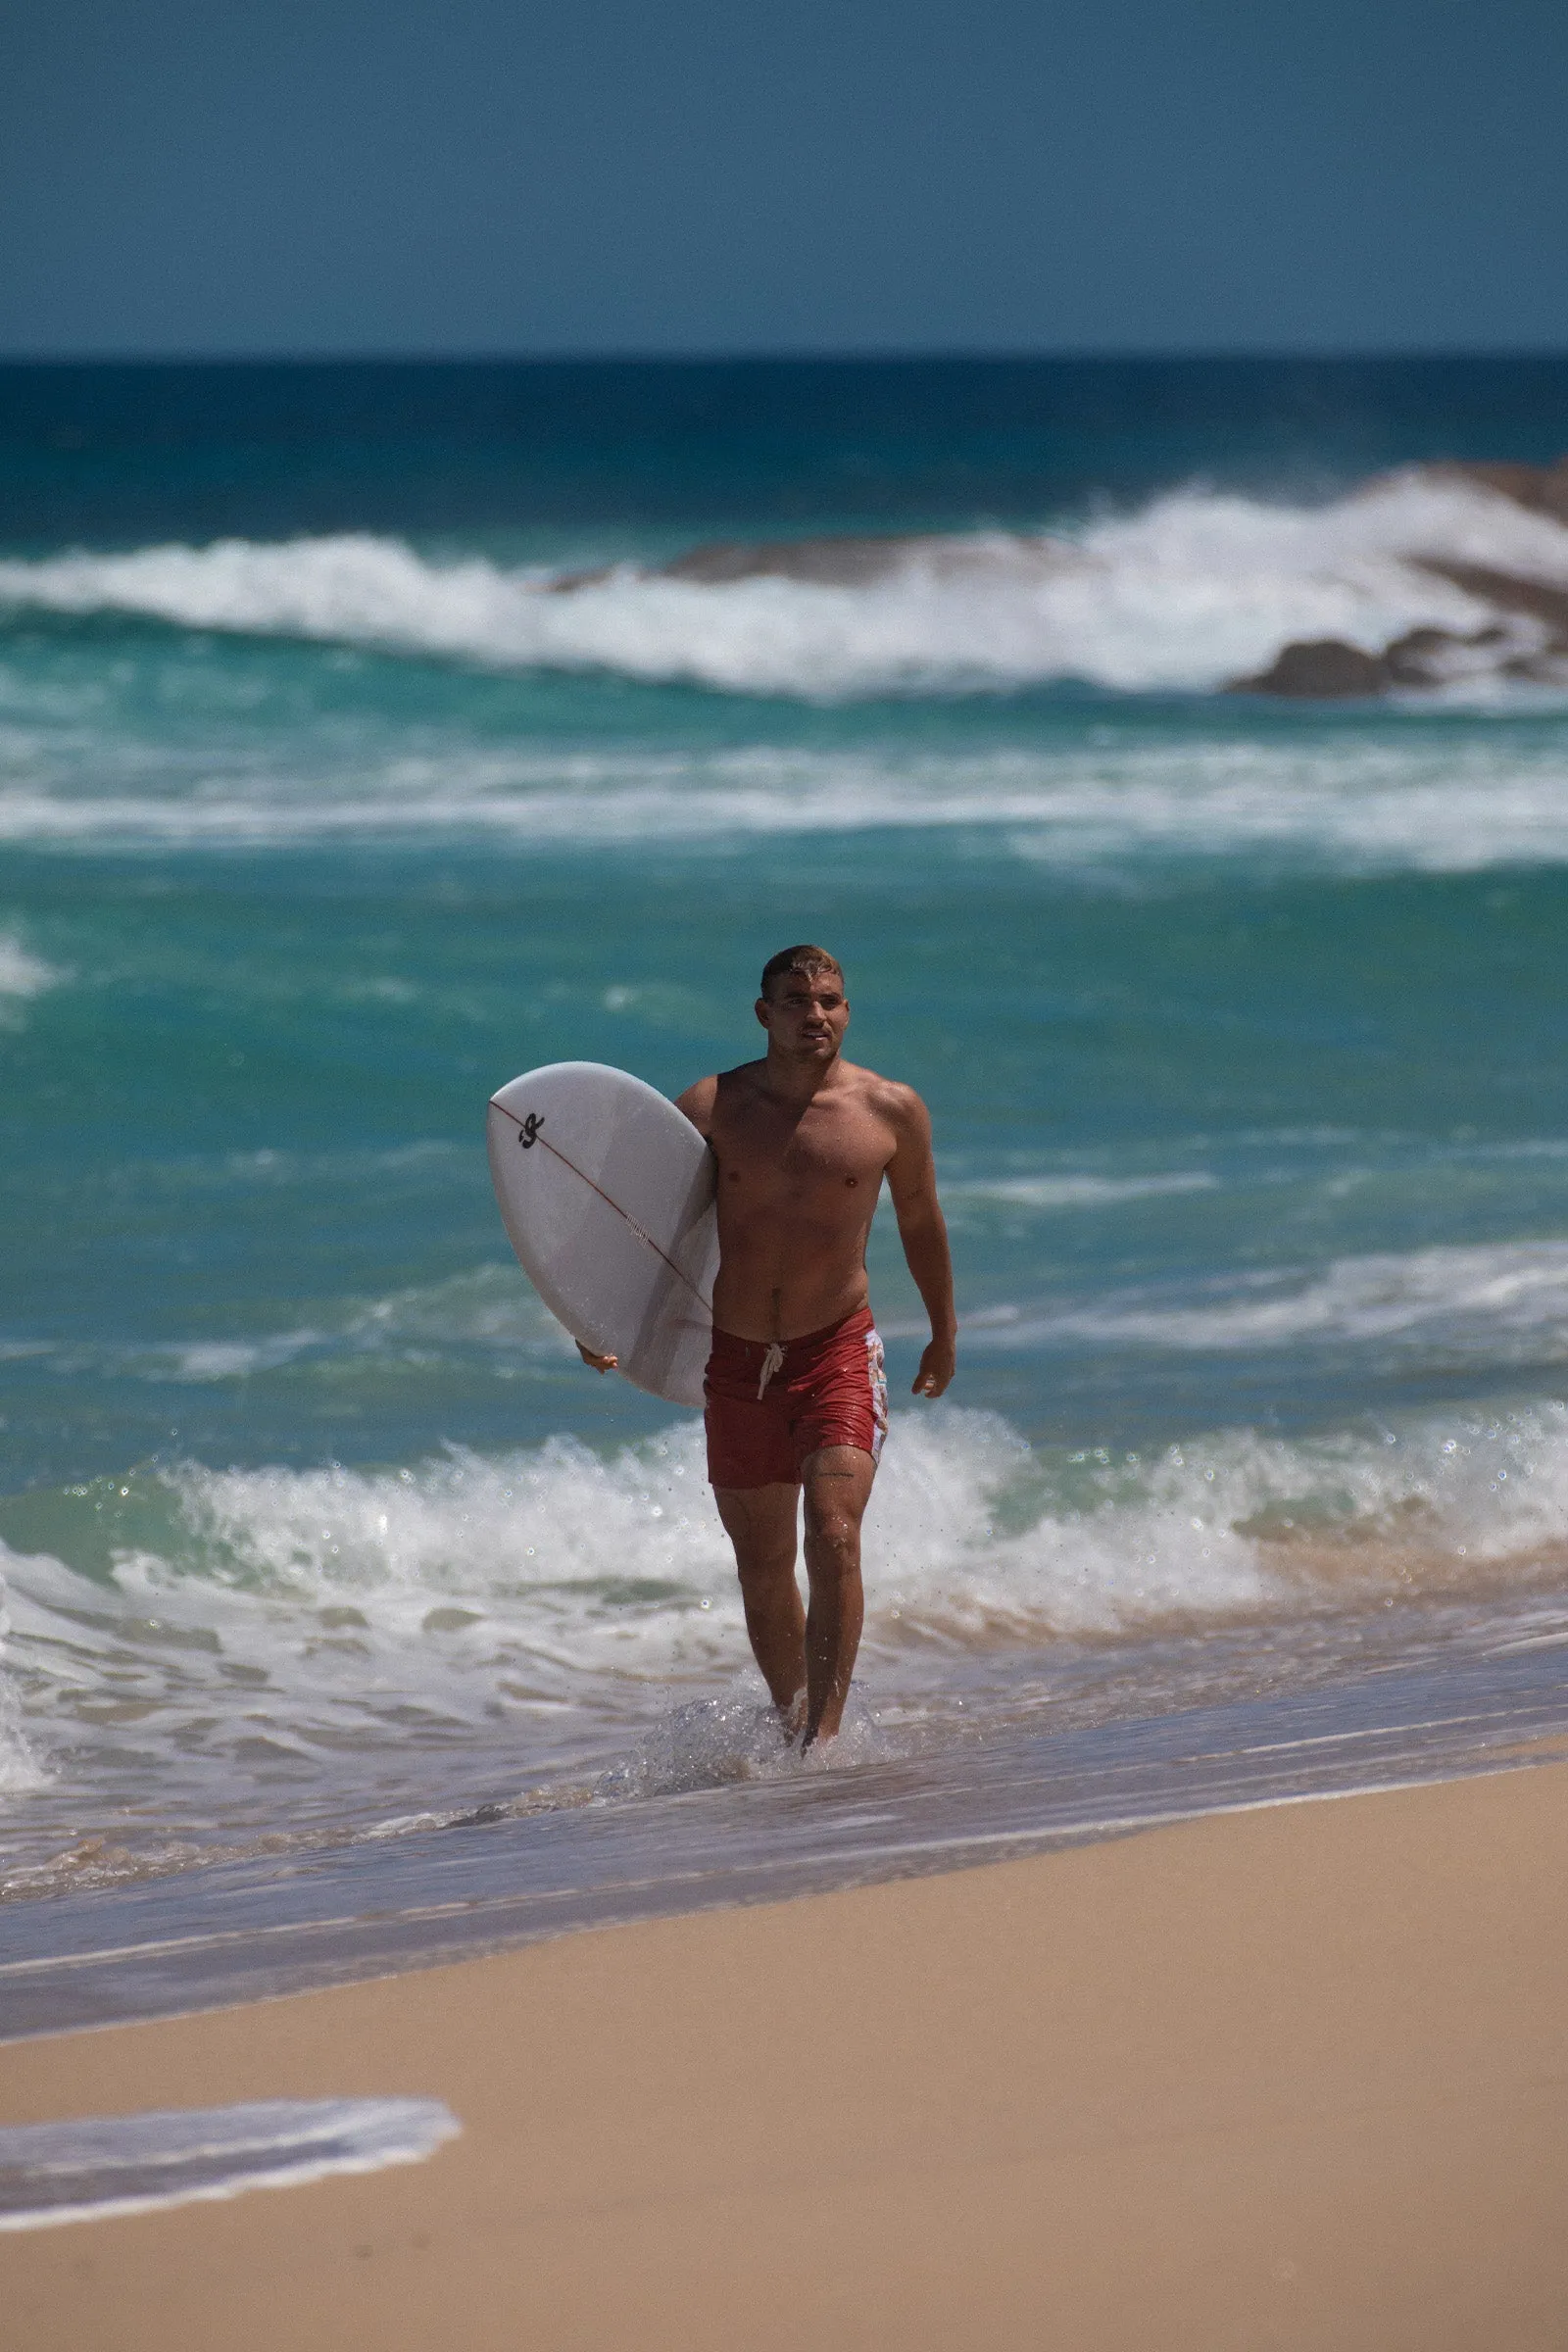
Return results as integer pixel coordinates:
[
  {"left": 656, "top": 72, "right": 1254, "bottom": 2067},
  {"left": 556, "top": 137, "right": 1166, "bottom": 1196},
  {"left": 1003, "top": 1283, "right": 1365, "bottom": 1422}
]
[
  {"left": 1231, "top": 619, "right": 1520, "bottom": 699},
  {"left": 1431, "top": 457, "right": 1568, "bottom": 526},
  {"left": 542, "top": 455, "right": 1568, "bottom": 700},
  {"left": 1231, "top": 459, "right": 1568, "bottom": 698},
  {"left": 1231, "top": 639, "right": 1391, "bottom": 699},
  {"left": 1416, "top": 558, "right": 1568, "bottom": 640},
  {"left": 660, "top": 534, "right": 941, "bottom": 586},
  {"left": 544, "top": 530, "right": 1075, "bottom": 594}
]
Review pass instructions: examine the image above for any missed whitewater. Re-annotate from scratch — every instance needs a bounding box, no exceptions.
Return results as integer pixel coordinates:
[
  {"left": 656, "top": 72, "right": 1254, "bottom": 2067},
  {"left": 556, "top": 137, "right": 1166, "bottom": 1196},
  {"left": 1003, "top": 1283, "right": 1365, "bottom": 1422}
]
[
  {"left": 4, "top": 469, "right": 1568, "bottom": 699},
  {"left": 8, "top": 1389, "right": 1568, "bottom": 1893}
]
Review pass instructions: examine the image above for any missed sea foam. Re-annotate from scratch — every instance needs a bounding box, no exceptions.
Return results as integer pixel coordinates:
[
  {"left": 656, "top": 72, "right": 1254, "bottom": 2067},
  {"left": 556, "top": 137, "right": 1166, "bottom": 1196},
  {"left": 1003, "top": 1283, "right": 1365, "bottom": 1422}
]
[
  {"left": 0, "top": 1626, "right": 44, "bottom": 1798},
  {"left": 2, "top": 472, "right": 1566, "bottom": 700},
  {"left": 0, "top": 934, "right": 67, "bottom": 1027},
  {"left": 6, "top": 1398, "right": 1568, "bottom": 1820},
  {"left": 974, "top": 1241, "right": 1568, "bottom": 1366},
  {"left": 0, "top": 936, "right": 62, "bottom": 997},
  {"left": 0, "top": 2100, "right": 460, "bottom": 2230},
  {"left": 8, "top": 731, "right": 1568, "bottom": 876}
]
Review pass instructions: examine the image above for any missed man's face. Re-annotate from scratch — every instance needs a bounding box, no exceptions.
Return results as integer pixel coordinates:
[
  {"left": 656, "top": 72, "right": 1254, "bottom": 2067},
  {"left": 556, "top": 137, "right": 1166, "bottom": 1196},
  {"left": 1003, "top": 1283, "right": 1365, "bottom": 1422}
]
[{"left": 756, "top": 968, "right": 850, "bottom": 1061}]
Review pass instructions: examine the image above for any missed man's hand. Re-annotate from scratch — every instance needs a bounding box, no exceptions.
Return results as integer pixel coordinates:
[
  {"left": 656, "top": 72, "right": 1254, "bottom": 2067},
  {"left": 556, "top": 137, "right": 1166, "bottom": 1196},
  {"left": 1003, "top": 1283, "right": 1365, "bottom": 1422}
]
[
  {"left": 888, "top": 1092, "right": 957, "bottom": 1403},
  {"left": 576, "top": 1340, "right": 618, "bottom": 1374},
  {"left": 911, "top": 1338, "right": 956, "bottom": 1398}
]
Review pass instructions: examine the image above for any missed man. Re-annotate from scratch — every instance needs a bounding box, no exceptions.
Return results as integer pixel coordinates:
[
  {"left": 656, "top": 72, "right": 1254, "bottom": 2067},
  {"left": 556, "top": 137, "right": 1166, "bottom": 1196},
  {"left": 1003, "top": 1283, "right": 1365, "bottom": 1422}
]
[{"left": 578, "top": 945, "right": 956, "bottom": 1748}]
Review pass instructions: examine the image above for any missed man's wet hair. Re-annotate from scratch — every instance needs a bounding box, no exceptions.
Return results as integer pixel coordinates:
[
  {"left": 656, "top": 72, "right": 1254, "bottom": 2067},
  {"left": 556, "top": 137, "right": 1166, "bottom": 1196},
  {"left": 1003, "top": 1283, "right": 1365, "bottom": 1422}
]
[{"left": 760, "top": 945, "right": 845, "bottom": 1001}]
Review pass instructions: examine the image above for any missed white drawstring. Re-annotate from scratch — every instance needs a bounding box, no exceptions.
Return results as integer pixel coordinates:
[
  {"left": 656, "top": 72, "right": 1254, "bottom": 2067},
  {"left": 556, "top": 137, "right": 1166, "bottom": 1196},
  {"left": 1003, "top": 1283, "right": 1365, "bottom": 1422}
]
[{"left": 757, "top": 1341, "right": 785, "bottom": 1398}]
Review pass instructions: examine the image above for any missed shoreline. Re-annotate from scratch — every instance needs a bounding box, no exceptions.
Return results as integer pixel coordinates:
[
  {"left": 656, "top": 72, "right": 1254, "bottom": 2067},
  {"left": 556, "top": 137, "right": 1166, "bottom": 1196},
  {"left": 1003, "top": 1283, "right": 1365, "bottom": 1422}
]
[
  {"left": 6, "top": 1756, "right": 1568, "bottom": 2348},
  {"left": 11, "top": 1630, "right": 1568, "bottom": 2041}
]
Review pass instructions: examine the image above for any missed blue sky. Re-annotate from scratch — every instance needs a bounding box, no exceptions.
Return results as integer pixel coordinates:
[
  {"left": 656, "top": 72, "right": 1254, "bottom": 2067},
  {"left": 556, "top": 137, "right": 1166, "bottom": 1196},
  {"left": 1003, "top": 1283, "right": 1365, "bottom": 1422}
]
[{"left": 2, "top": 0, "right": 1565, "bottom": 356}]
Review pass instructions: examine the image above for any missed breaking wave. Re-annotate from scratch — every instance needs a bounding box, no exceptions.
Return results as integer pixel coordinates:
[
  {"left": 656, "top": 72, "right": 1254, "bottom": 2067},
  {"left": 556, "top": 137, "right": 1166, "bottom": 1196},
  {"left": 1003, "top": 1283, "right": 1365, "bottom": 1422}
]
[
  {"left": 0, "top": 1669, "right": 42, "bottom": 1800},
  {"left": 6, "top": 1396, "right": 1568, "bottom": 1878},
  {"left": 4, "top": 471, "right": 1567, "bottom": 700}
]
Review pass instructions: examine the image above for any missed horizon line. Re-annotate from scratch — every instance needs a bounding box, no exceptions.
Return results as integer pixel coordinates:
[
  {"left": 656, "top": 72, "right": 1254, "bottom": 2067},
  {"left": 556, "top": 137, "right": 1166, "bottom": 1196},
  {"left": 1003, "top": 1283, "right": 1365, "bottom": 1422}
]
[{"left": 2, "top": 344, "right": 1567, "bottom": 370}]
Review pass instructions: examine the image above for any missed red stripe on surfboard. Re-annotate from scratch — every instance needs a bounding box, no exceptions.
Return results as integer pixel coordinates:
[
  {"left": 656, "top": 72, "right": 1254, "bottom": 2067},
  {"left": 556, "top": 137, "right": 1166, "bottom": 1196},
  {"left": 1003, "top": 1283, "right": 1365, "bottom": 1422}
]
[{"left": 488, "top": 1096, "right": 712, "bottom": 1313}]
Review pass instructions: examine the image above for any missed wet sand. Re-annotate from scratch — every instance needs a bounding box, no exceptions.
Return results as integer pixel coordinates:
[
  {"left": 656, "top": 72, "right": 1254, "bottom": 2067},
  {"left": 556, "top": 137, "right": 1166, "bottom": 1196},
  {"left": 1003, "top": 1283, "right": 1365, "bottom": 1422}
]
[{"left": 5, "top": 1760, "right": 1568, "bottom": 2351}]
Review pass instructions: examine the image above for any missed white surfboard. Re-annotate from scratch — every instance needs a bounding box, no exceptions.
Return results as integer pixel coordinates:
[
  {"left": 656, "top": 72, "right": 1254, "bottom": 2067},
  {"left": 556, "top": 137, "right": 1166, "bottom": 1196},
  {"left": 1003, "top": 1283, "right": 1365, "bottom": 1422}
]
[{"left": 487, "top": 1061, "right": 717, "bottom": 1407}]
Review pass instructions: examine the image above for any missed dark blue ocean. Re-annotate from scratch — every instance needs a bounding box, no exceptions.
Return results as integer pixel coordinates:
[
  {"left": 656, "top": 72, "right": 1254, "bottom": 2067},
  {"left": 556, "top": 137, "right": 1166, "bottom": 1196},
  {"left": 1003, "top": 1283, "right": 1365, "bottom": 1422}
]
[{"left": 5, "top": 359, "right": 1568, "bottom": 1955}]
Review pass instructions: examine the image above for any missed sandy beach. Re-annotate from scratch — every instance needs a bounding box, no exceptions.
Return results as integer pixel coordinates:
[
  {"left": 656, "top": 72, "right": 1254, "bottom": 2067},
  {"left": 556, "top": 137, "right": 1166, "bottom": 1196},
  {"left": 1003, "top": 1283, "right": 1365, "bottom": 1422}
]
[{"left": 5, "top": 1757, "right": 1567, "bottom": 2351}]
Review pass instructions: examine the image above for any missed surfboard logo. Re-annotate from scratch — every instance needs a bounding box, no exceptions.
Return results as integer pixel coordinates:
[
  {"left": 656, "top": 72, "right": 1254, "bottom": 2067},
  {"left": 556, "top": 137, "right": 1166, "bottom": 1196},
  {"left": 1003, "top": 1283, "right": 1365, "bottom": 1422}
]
[{"left": 517, "top": 1112, "right": 544, "bottom": 1150}]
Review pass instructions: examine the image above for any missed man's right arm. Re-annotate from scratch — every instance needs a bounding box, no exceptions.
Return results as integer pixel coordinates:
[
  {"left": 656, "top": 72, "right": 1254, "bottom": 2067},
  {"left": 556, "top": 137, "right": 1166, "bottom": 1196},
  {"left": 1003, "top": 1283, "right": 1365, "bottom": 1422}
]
[{"left": 578, "top": 1072, "right": 716, "bottom": 1374}]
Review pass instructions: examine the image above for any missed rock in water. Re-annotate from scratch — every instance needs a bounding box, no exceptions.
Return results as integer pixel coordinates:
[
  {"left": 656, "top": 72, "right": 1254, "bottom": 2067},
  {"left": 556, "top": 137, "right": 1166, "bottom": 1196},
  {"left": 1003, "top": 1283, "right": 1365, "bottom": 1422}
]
[
  {"left": 1430, "top": 458, "right": 1568, "bottom": 525},
  {"left": 1229, "top": 639, "right": 1391, "bottom": 698}
]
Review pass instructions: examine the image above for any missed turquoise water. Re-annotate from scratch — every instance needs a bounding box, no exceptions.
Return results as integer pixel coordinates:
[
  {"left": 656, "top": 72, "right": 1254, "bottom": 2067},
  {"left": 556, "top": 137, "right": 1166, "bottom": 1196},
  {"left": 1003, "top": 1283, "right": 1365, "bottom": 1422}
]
[{"left": 4, "top": 359, "right": 1568, "bottom": 1902}]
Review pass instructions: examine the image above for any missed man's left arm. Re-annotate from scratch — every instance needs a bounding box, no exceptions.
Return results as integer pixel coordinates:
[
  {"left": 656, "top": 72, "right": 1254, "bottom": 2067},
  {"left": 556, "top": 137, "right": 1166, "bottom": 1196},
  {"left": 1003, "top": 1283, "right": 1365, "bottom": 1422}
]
[{"left": 884, "top": 1089, "right": 957, "bottom": 1398}]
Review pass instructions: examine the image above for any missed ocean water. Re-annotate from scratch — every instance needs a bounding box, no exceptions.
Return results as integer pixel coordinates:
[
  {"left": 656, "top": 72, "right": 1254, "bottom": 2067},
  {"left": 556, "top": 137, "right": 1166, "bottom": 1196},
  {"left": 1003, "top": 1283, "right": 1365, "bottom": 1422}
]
[{"left": 4, "top": 359, "right": 1568, "bottom": 2006}]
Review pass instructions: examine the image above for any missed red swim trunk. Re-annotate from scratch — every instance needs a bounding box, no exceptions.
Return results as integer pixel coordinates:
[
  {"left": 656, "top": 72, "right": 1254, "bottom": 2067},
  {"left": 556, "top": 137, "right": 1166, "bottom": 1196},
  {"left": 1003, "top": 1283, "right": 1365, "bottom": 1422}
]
[{"left": 704, "top": 1304, "right": 889, "bottom": 1489}]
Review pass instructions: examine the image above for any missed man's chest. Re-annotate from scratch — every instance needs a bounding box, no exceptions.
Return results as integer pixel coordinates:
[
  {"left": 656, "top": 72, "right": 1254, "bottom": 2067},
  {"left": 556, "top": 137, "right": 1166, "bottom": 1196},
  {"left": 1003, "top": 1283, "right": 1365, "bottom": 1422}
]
[{"left": 714, "top": 1100, "right": 892, "bottom": 1200}]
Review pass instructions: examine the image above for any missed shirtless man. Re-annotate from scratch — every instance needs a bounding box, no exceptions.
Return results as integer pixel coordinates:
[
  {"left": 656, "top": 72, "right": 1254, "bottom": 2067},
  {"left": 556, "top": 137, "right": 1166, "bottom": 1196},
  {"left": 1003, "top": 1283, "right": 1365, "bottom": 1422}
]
[{"left": 578, "top": 945, "right": 956, "bottom": 1748}]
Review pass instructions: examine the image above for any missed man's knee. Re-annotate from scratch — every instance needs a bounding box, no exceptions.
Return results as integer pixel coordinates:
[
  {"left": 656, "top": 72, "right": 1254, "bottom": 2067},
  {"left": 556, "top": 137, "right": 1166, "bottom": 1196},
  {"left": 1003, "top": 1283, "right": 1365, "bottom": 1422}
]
[
  {"left": 803, "top": 1508, "right": 862, "bottom": 1575},
  {"left": 734, "top": 1542, "right": 799, "bottom": 1599}
]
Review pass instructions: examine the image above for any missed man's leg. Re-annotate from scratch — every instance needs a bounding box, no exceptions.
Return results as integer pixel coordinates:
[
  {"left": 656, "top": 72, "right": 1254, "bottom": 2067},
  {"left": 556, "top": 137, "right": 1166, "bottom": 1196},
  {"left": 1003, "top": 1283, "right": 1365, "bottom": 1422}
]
[
  {"left": 712, "top": 1482, "right": 806, "bottom": 1719},
  {"left": 800, "top": 1446, "right": 875, "bottom": 1748}
]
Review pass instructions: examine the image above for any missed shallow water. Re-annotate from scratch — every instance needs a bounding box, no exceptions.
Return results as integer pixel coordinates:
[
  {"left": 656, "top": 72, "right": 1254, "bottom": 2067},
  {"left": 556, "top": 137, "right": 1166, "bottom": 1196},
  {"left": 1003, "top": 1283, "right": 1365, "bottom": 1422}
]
[
  {"left": 0, "top": 2098, "right": 460, "bottom": 2228},
  {"left": 3, "top": 358, "right": 1568, "bottom": 2015}
]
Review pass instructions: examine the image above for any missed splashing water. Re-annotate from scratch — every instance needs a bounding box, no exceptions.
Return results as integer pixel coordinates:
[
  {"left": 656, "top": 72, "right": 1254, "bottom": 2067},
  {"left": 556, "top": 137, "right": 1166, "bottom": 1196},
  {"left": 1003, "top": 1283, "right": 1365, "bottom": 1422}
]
[
  {"left": 5, "top": 1399, "right": 1568, "bottom": 1892},
  {"left": 2, "top": 473, "right": 1567, "bottom": 700}
]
